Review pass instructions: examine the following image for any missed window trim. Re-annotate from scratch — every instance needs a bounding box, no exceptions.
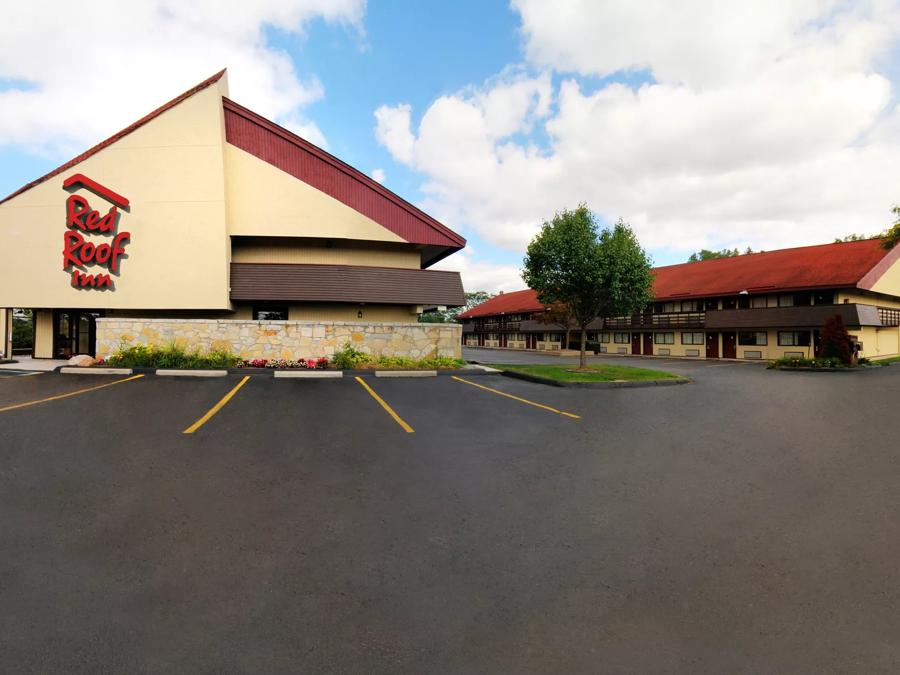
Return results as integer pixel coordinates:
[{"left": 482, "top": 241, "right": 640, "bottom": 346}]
[
  {"left": 681, "top": 332, "right": 704, "bottom": 345},
  {"left": 654, "top": 332, "right": 675, "bottom": 345}
]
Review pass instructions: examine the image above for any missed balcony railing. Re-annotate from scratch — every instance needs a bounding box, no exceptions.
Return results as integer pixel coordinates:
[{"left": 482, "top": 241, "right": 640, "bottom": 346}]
[
  {"left": 878, "top": 307, "right": 900, "bottom": 327},
  {"left": 604, "top": 312, "right": 706, "bottom": 330}
]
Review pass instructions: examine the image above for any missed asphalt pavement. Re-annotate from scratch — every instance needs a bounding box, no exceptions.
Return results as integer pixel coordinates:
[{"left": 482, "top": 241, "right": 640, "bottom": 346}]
[{"left": 1, "top": 360, "right": 899, "bottom": 674}]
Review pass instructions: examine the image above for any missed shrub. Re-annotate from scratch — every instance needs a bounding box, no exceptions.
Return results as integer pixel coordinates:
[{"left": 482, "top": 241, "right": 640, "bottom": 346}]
[
  {"left": 106, "top": 342, "right": 241, "bottom": 369},
  {"left": 332, "top": 343, "right": 372, "bottom": 369},
  {"left": 769, "top": 355, "right": 854, "bottom": 369},
  {"left": 821, "top": 315, "right": 852, "bottom": 364}
]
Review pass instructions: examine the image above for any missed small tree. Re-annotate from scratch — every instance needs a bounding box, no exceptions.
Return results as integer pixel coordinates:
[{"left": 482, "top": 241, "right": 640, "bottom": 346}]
[
  {"left": 523, "top": 205, "right": 654, "bottom": 369},
  {"left": 883, "top": 206, "right": 900, "bottom": 250},
  {"left": 537, "top": 301, "right": 575, "bottom": 349},
  {"left": 821, "top": 315, "right": 851, "bottom": 364}
]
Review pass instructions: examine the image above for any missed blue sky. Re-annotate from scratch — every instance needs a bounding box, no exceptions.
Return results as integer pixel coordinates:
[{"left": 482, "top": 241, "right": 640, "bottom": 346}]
[{"left": 2, "top": 1, "right": 899, "bottom": 292}]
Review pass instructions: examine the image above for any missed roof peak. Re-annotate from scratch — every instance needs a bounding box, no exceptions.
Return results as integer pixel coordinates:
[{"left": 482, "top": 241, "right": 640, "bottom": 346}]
[{"left": 0, "top": 69, "right": 228, "bottom": 206}]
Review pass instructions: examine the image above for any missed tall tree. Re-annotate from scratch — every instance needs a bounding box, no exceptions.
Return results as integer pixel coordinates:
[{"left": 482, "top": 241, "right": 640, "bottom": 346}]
[
  {"left": 821, "top": 315, "right": 851, "bottom": 364},
  {"left": 523, "top": 205, "right": 653, "bottom": 369}
]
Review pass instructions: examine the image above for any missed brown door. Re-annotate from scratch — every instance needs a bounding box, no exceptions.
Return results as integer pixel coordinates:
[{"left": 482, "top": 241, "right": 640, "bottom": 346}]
[
  {"left": 706, "top": 331, "right": 719, "bottom": 358},
  {"left": 722, "top": 331, "right": 737, "bottom": 359},
  {"left": 500, "top": 334, "right": 507, "bottom": 348},
  {"left": 631, "top": 332, "right": 641, "bottom": 354},
  {"left": 643, "top": 333, "right": 654, "bottom": 355}
]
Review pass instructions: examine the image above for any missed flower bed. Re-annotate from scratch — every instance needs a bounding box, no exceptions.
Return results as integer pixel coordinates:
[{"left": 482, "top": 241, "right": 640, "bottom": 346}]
[
  {"left": 239, "top": 357, "right": 329, "bottom": 370},
  {"left": 768, "top": 356, "right": 874, "bottom": 370}
]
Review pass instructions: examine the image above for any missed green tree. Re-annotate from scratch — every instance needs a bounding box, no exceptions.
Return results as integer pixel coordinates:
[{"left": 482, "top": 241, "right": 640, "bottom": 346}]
[
  {"left": 834, "top": 233, "right": 869, "bottom": 243},
  {"left": 418, "top": 291, "right": 494, "bottom": 323},
  {"left": 523, "top": 206, "right": 653, "bottom": 369},
  {"left": 687, "top": 247, "right": 748, "bottom": 262},
  {"left": 883, "top": 206, "right": 900, "bottom": 250}
]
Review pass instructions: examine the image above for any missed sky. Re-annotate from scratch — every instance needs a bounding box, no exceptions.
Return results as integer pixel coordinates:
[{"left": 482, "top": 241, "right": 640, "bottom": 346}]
[{"left": 2, "top": 0, "right": 900, "bottom": 293}]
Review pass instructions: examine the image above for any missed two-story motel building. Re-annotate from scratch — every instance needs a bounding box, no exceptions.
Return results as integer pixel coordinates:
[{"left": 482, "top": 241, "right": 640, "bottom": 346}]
[
  {"left": 0, "top": 71, "right": 466, "bottom": 360},
  {"left": 459, "top": 239, "right": 900, "bottom": 360}
]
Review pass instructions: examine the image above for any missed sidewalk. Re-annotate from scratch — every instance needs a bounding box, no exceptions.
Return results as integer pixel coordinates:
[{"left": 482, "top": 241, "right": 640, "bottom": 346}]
[{"left": 0, "top": 357, "right": 68, "bottom": 371}]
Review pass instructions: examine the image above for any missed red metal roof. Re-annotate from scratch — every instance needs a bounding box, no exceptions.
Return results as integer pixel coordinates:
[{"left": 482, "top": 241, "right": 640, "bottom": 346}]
[
  {"left": 222, "top": 98, "right": 465, "bottom": 263},
  {"left": 457, "top": 289, "right": 545, "bottom": 318},
  {"left": 459, "top": 239, "right": 896, "bottom": 318},
  {"left": 652, "top": 238, "right": 892, "bottom": 300},
  {"left": 0, "top": 70, "right": 227, "bottom": 205}
]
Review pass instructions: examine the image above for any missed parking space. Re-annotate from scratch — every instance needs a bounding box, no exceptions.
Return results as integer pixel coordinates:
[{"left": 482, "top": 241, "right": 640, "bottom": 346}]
[{"left": 2, "top": 366, "right": 900, "bottom": 672}]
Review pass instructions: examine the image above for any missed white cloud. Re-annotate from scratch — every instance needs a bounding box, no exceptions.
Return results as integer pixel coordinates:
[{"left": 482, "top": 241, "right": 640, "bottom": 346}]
[
  {"left": 433, "top": 248, "right": 524, "bottom": 294},
  {"left": 375, "top": 1, "right": 900, "bottom": 258},
  {"left": 0, "top": 0, "right": 366, "bottom": 155},
  {"left": 371, "top": 167, "right": 386, "bottom": 183}
]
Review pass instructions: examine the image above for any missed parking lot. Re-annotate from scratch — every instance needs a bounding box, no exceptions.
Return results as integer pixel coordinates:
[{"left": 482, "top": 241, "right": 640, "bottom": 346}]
[{"left": 2, "top": 354, "right": 900, "bottom": 673}]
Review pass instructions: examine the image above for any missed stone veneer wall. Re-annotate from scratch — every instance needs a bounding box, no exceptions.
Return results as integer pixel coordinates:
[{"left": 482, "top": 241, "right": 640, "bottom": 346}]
[{"left": 95, "top": 318, "right": 461, "bottom": 360}]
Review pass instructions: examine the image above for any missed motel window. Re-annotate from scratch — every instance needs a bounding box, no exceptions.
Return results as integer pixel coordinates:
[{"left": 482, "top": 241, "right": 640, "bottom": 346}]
[
  {"left": 751, "top": 296, "right": 767, "bottom": 308},
  {"left": 777, "top": 295, "right": 794, "bottom": 307},
  {"left": 654, "top": 332, "right": 675, "bottom": 345},
  {"left": 680, "top": 300, "right": 698, "bottom": 312},
  {"left": 738, "top": 331, "right": 767, "bottom": 346},
  {"left": 600, "top": 333, "right": 611, "bottom": 343},
  {"left": 614, "top": 332, "right": 630, "bottom": 344},
  {"left": 661, "top": 302, "right": 676, "bottom": 313},
  {"left": 778, "top": 331, "right": 810, "bottom": 347},
  {"left": 253, "top": 305, "right": 288, "bottom": 321},
  {"left": 681, "top": 332, "right": 704, "bottom": 345}
]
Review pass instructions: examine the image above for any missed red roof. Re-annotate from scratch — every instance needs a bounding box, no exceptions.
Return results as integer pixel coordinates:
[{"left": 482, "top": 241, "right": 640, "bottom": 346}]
[
  {"left": 457, "top": 289, "right": 545, "bottom": 318},
  {"left": 459, "top": 238, "right": 897, "bottom": 318},
  {"left": 222, "top": 98, "right": 465, "bottom": 264},
  {"left": 0, "top": 70, "right": 227, "bottom": 205},
  {"left": 653, "top": 238, "right": 894, "bottom": 300}
]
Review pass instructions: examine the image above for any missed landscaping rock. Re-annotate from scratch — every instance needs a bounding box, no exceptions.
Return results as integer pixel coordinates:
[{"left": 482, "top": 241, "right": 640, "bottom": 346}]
[{"left": 67, "top": 354, "right": 96, "bottom": 367}]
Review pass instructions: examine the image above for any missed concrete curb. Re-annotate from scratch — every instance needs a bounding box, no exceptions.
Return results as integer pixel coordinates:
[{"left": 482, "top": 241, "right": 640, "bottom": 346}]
[
  {"left": 155, "top": 369, "right": 228, "bottom": 377},
  {"left": 274, "top": 370, "right": 343, "bottom": 379},
  {"left": 500, "top": 369, "right": 691, "bottom": 389},
  {"left": 60, "top": 367, "right": 133, "bottom": 375},
  {"left": 374, "top": 370, "right": 437, "bottom": 378}
]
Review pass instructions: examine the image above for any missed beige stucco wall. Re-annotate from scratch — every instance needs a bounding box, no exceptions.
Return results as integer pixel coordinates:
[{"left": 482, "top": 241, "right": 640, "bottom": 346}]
[
  {"left": 0, "top": 80, "right": 231, "bottom": 311},
  {"left": 837, "top": 290, "right": 900, "bottom": 309},
  {"left": 34, "top": 310, "right": 53, "bottom": 358},
  {"left": 868, "top": 255, "right": 900, "bottom": 298},
  {"left": 231, "top": 239, "right": 420, "bottom": 268},
  {"left": 95, "top": 318, "right": 461, "bottom": 361},
  {"left": 224, "top": 144, "right": 405, "bottom": 243}
]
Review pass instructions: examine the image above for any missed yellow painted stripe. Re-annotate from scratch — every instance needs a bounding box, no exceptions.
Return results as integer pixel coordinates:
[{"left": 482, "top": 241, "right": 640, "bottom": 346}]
[
  {"left": 451, "top": 376, "right": 580, "bottom": 419},
  {"left": 183, "top": 375, "right": 250, "bottom": 434},
  {"left": 0, "top": 374, "right": 144, "bottom": 413},
  {"left": 354, "top": 376, "right": 414, "bottom": 433}
]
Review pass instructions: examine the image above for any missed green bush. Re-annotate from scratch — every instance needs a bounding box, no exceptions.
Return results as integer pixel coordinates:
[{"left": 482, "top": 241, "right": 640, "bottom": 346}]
[
  {"left": 331, "top": 343, "right": 465, "bottom": 370},
  {"left": 105, "top": 342, "right": 241, "bottom": 369},
  {"left": 769, "top": 355, "right": 854, "bottom": 369},
  {"left": 332, "top": 343, "right": 371, "bottom": 369}
]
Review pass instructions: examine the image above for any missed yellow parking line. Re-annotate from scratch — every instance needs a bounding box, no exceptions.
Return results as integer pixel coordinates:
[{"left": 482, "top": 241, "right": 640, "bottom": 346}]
[
  {"left": 0, "top": 374, "right": 144, "bottom": 413},
  {"left": 451, "top": 376, "right": 580, "bottom": 419},
  {"left": 183, "top": 375, "right": 250, "bottom": 434},
  {"left": 354, "top": 376, "right": 414, "bottom": 433}
]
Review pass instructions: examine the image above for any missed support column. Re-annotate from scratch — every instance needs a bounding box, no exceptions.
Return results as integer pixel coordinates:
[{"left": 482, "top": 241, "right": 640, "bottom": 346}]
[{"left": 0, "top": 308, "right": 9, "bottom": 359}]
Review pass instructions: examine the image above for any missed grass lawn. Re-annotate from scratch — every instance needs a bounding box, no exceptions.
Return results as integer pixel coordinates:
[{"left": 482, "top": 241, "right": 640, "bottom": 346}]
[
  {"left": 495, "top": 363, "right": 684, "bottom": 383},
  {"left": 873, "top": 355, "right": 900, "bottom": 365}
]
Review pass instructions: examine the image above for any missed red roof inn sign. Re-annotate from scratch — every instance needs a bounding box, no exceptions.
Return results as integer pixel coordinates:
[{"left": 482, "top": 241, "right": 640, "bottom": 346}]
[{"left": 62, "top": 174, "right": 131, "bottom": 289}]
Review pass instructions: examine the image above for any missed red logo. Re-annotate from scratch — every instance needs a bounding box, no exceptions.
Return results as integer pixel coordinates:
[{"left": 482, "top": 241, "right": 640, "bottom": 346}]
[{"left": 62, "top": 174, "right": 131, "bottom": 289}]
